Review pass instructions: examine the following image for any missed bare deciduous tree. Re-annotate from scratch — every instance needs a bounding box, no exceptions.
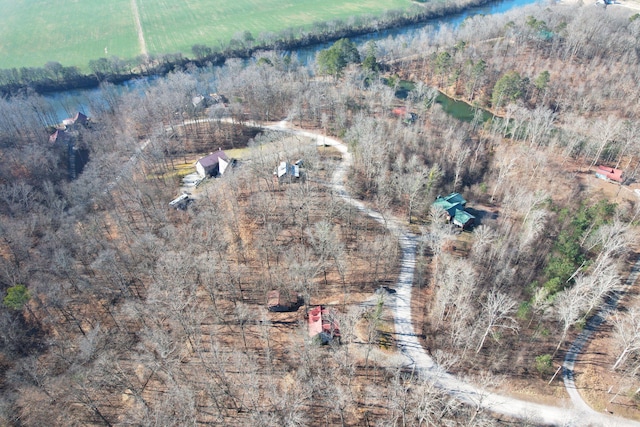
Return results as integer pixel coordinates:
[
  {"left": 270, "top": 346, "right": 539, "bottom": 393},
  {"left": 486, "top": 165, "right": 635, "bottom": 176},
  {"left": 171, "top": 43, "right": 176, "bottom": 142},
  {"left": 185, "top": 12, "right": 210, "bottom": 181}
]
[
  {"left": 476, "top": 289, "right": 519, "bottom": 353},
  {"left": 589, "top": 116, "right": 622, "bottom": 167},
  {"left": 554, "top": 285, "right": 588, "bottom": 354},
  {"left": 611, "top": 307, "right": 640, "bottom": 371},
  {"left": 490, "top": 155, "right": 516, "bottom": 203}
]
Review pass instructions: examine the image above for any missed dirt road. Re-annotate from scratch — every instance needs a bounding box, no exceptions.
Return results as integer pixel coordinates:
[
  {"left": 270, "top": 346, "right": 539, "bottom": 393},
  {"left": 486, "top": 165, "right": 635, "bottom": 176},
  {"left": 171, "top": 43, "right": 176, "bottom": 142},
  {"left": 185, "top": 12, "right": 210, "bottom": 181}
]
[
  {"left": 262, "top": 121, "right": 640, "bottom": 426},
  {"left": 563, "top": 256, "right": 640, "bottom": 416}
]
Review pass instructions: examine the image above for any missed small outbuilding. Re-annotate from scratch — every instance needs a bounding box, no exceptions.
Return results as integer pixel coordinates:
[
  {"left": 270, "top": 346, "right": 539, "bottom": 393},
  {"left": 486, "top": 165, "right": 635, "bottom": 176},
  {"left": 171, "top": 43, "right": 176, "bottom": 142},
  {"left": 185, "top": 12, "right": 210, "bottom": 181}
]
[
  {"left": 267, "top": 290, "right": 302, "bottom": 312},
  {"left": 169, "top": 193, "right": 191, "bottom": 210},
  {"left": 210, "top": 93, "right": 229, "bottom": 105},
  {"left": 391, "top": 106, "right": 417, "bottom": 124},
  {"left": 196, "top": 150, "right": 229, "bottom": 178},
  {"left": 277, "top": 161, "right": 299, "bottom": 178},
  {"left": 274, "top": 160, "right": 303, "bottom": 183}
]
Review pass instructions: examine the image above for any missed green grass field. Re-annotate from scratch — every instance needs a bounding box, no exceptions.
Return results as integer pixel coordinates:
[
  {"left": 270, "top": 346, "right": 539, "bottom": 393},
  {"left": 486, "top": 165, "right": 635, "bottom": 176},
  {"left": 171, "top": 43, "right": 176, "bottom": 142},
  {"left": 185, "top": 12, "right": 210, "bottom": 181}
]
[{"left": 0, "top": 0, "right": 413, "bottom": 70}]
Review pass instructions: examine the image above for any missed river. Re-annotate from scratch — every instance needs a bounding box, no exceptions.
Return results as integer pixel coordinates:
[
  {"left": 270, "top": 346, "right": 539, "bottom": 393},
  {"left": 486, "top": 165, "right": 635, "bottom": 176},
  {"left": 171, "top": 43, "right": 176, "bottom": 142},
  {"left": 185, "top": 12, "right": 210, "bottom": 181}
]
[
  {"left": 44, "top": 0, "right": 540, "bottom": 121},
  {"left": 294, "top": 0, "right": 540, "bottom": 63}
]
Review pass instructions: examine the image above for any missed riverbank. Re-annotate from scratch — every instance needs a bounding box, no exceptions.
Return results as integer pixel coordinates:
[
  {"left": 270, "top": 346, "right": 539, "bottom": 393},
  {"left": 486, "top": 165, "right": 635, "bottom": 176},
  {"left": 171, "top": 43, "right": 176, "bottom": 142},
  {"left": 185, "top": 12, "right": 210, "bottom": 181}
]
[
  {"left": 559, "top": 0, "right": 640, "bottom": 11},
  {"left": 0, "top": 0, "right": 525, "bottom": 97}
]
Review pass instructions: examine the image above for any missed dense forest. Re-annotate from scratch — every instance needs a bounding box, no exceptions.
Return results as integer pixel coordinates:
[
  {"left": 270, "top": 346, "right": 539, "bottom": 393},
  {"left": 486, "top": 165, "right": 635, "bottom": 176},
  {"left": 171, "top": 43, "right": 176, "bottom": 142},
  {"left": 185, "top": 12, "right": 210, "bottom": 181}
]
[{"left": 2, "top": 2, "right": 640, "bottom": 425}]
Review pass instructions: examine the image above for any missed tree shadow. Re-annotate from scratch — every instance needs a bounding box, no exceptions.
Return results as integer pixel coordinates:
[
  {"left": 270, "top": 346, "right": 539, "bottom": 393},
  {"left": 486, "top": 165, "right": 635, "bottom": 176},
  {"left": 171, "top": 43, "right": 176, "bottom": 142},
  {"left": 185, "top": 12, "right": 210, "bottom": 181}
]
[{"left": 465, "top": 207, "right": 498, "bottom": 227}]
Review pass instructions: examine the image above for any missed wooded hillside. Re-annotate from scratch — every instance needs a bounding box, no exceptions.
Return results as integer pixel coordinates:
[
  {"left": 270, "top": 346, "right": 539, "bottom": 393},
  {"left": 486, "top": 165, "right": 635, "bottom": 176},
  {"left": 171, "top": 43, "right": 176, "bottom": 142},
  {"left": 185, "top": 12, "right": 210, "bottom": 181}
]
[{"left": 1, "top": 2, "right": 640, "bottom": 425}]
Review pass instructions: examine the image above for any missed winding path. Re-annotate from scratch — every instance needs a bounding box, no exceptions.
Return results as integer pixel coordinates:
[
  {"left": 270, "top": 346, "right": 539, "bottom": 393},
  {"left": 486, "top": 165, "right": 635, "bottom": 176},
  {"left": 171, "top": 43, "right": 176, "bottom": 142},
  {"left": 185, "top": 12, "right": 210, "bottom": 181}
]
[
  {"left": 262, "top": 121, "right": 640, "bottom": 427},
  {"left": 166, "top": 117, "right": 639, "bottom": 425}
]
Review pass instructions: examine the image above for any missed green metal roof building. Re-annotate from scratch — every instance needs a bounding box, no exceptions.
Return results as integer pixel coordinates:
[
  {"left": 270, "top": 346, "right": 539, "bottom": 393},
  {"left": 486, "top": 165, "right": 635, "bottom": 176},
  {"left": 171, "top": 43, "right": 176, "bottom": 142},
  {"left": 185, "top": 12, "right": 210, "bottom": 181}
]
[{"left": 433, "top": 193, "right": 476, "bottom": 228}]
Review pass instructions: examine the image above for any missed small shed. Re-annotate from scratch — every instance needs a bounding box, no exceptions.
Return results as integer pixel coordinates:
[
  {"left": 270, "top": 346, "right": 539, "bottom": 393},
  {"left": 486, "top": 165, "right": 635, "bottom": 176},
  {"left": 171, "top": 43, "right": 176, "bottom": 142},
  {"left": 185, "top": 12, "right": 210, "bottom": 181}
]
[
  {"left": 192, "top": 95, "right": 206, "bottom": 108},
  {"left": 595, "top": 165, "right": 623, "bottom": 183},
  {"left": 267, "top": 290, "right": 302, "bottom": 312},
  {"left": 391, "top": 106, "right": 417, "bottom": 123},
  {"left": 392, "top": 106, "right": 407, "bottom": 116},
  {"left": 169, "top": 193, "right": 191, "bottom": 209},
  {"left": 276, "top": 161, "right": 299, "bottom": 178},
  {"left": 210, "top": 93, "right": 229, "bottom": 105},
  {"left": 196, "top": 150, "right": 229, "bottom": 178},
  {"left": 275, "top": 161, "right": 304, "bottom": 183}
]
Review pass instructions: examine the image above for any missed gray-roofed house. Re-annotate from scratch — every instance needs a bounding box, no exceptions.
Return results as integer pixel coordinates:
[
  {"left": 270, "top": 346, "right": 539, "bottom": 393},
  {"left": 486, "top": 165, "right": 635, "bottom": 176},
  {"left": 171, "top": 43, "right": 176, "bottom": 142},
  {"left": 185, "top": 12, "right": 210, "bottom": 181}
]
[
  {"left": 65, "top": 112, "right": 89, "bottom": 127},
  {"left": 195, "top": 150, "right": 229, "bottom": 178},
  {"left": 49, "top": 111, "right": 89, "bottom": 143},
  {"left": 48, "top": 112, "right": 91, "bottom": 179}
]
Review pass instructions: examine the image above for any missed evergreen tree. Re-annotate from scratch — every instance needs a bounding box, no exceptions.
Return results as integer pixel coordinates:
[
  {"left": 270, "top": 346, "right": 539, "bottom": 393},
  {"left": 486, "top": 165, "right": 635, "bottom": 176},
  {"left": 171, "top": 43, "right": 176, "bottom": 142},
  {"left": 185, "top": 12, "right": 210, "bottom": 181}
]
[{"left": 316, "top": 38, "right": 360, "bottom": 78}]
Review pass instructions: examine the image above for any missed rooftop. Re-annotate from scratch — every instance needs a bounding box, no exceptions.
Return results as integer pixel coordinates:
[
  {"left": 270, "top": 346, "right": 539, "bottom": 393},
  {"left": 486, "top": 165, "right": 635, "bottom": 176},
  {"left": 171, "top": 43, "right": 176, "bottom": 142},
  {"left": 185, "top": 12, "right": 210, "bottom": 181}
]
[
  {"left": 433, "top": 192, "right": 475, "bottom": 227},
  {"left": 596, "top": 165, "right": 623, "bottom": 183},
  {"left": 197, "top": 150, "right": 228, "bottom": 168},
  {"left": 433, "top": 193, "right": 466, "bottom": 215}
]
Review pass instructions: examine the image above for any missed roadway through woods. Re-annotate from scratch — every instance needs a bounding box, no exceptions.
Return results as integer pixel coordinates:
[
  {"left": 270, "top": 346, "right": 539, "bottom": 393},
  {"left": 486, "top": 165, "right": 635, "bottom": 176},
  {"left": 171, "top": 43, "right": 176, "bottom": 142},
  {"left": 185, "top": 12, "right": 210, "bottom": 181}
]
[
  {"left": 261, "top": 120, "right": 640, "bottom": 427},
  {"left": 131, "top": 0, "right": 148, "bottom": 57},
  {"left": 159, "top": 117, "right": 640, "bottom": 425},
  {"left": 563, "top": 257, "right": 640, "bottom": 415}
]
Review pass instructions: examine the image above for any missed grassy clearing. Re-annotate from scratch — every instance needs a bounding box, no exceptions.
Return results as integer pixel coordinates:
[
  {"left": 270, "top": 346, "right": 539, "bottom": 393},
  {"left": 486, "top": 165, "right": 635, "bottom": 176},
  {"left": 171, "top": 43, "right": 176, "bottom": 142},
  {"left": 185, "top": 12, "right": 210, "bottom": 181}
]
[
  {"left": 0, "top": 0, "right": 140, "bottom": 69},
  {"left": 224, "top": 147, "right": 252, "bottom": 160},
  {"left": 152, "top": 147, "right": 250, "bottom": 180},
  {"left": 148, "top": 160, "right": 195, "bottom": 180},
  {"left": 139, "top": 0, "right": 412, "bottom": 55},
  {"left": 1, "top": 0, "right": 412, "bottom": 70}
]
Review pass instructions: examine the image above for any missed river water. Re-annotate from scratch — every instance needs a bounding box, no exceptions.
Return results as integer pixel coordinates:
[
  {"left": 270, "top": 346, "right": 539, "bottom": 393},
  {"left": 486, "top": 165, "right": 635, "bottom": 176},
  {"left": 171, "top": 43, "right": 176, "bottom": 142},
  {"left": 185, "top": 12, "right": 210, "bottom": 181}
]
[
  {"left": 44, "top": 0, "right": 540, "bottom": 121},
  {"left": 294, "top": 0, "right": 539, "bottom": 63}
]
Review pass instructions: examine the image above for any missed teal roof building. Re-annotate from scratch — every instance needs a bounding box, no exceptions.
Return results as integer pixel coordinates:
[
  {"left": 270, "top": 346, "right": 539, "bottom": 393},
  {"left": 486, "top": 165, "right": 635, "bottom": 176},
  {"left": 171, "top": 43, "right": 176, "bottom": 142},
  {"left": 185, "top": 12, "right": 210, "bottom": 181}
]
[{"left": 433, "top": 193, "right": 475, "bottom": 228}]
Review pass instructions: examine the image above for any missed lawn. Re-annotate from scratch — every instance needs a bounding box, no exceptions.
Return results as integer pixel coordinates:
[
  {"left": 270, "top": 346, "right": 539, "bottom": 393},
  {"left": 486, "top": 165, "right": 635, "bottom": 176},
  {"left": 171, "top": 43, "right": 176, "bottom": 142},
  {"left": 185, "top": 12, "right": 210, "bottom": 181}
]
[{"left": 0, "top": 0, "right": 413, "bottom": 70}]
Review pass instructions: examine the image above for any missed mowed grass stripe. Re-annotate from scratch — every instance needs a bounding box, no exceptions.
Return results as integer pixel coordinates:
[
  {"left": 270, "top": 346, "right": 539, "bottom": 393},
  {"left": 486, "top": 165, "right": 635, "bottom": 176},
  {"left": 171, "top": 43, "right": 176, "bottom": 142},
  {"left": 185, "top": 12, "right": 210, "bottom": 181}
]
[{"left": 1, "top": 0, "right": 412, "bottom": 70}]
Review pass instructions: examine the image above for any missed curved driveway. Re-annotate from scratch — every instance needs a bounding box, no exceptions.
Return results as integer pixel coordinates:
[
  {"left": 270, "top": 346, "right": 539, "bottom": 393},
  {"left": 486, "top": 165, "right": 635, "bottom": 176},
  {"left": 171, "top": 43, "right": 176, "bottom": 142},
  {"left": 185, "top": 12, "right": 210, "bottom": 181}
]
[{"left": 262, "top": 121, "right": 640, "bottom": 427}]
